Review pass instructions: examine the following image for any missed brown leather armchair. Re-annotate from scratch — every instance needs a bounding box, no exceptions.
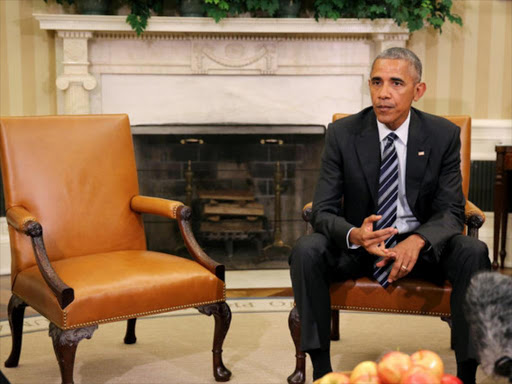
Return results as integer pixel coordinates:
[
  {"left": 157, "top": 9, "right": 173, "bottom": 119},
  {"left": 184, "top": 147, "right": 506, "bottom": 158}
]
[
  {"left": 287, "top": 114, "right": 485, "bottom": 384},
  {"left": 0, "top": 115, "right": 231, "bottom": 384}
]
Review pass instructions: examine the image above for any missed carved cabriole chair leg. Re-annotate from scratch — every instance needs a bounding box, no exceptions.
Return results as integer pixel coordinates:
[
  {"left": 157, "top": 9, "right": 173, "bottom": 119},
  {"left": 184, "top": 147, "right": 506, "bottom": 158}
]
[
  {"left": 49, "top": 323, "right": 98, "bottom": 384},
  {"left": 198, "top": 302, "right": 232, "bottom": 382},
  {"left": 287, "top": 306, "right": 306, "bottom": 384},
  {"left": 124, "top": 318, "right": 137, "bottom": 344},
  {"left": 330, "top": 309, "right": 340, "bottom": 341},
  {"left": 4, "top": 295, "right": 27, "bottom": 368}
]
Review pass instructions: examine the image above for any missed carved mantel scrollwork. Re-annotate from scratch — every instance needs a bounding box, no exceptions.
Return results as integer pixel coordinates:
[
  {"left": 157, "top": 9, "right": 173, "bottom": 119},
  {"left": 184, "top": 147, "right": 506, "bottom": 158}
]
[{"left": 192, "top": 41, "right": 278, "bottom": 74}]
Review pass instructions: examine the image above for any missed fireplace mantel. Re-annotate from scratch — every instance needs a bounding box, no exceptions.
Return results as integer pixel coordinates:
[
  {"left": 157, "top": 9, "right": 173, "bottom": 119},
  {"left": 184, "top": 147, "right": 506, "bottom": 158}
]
[
  {"left": 35, "top": 14, "right": 408, "bottom": 36},
  {"left": 35, "top": 14, "right": 409, "bottom": 125}
]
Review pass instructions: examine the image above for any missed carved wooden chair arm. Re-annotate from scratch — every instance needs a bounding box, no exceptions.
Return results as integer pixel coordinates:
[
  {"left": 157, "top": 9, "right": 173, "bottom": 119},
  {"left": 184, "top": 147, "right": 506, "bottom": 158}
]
[
  {"left": 465, "top": 200, "right": 485, "bottom": 228},
  {"left": 6, "top": 206, "right": 74, "bottom": 309},
  {"left": 302, "top": 202, "right": 313, "bottom": 222},
  {"left": 465, "top": 200, "right": 485, "bottom": 238},
  {"left": 130, "top": 195, "right": 225, "bottom": 282}
]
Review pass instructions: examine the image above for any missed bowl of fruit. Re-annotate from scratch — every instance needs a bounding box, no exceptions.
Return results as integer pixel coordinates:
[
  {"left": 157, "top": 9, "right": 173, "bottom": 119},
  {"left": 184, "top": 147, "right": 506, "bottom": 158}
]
[{"left": 314, "top": 349, "right": 463, "bottom": 384}]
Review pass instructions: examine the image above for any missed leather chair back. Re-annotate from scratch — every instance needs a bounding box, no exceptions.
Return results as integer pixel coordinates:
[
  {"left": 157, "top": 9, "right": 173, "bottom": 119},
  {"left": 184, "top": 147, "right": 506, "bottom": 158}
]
[
  {"left": 0, "top": 115, "right": 147, "bottom": 280},
  {"left": 332, "top": 113, "right": 471, "bottom": 199}
]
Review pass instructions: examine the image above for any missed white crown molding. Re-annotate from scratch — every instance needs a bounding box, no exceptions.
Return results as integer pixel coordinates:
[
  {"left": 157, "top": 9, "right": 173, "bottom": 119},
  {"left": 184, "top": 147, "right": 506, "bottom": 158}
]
[{"left": 34, "top": 14, "right": 408, "bottom": 36}]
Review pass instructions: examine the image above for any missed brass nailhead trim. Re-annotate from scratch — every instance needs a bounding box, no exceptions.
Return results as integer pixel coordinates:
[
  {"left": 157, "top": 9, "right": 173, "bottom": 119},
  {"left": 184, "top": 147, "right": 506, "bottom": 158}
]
[
  {"left": 171, "top": 204, "right": 182, "bottom": 219},
  {"left": 292, "top": 301, "right": 450, "bottom": 317},
  {"left": 15, "top": 283, "right": 226, "bottom": 330},
  {"left": 64, "top": 298, "right": 225, "bottom": 329},
  {"left": 330, "top": 305, "right": 450, "bottom": 317}
]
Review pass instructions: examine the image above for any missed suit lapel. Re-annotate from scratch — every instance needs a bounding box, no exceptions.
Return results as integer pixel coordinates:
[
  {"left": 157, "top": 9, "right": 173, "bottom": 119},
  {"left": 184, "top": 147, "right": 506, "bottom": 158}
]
[
  {"left": 355, "top": 113, "right": 380, "bottom": 208},
  {"left": 406, "top": 109, "right": 430, "bottom": 212}
]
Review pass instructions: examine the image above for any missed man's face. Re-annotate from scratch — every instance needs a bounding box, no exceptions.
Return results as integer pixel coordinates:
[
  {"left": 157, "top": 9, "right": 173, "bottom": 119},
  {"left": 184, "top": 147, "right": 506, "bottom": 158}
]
[{"left": 369, "top": 58, "right": 426, "bottom": 130}]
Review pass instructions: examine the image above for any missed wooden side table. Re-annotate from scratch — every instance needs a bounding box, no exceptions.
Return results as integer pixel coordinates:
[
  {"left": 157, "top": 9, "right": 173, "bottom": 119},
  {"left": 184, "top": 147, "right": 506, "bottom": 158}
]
[{"left": 493, "top": 145, "right": 512, "bottom": 269}]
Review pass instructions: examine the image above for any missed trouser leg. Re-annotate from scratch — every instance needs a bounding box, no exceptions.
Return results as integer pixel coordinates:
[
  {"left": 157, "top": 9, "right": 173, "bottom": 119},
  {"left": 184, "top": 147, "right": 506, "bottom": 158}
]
[
  {"left": 289, "top": 233, "right": 370, "bottom": 352},
  {"left": 289, "top": 233, "right": 333, "bottom": 352},
  {"left": 440, "top": 234, "right": 490, "bottom": 363}
]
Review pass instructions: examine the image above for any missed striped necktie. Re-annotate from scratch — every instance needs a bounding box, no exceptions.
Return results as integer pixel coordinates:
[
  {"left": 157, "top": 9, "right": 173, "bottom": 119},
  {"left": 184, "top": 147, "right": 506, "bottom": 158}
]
[{"left": 373, "top": 132, "right": 399, "bottom": 288}]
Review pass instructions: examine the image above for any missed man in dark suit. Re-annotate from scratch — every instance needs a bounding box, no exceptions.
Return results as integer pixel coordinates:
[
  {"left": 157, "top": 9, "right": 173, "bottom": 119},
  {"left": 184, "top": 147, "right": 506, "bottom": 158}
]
[{"left": 289, "top": 47, "right": 490, "bottom": 384}]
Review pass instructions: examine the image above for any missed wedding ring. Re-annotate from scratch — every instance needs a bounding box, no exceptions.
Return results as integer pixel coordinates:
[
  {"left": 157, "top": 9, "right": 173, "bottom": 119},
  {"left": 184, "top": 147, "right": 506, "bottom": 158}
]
[{"left": 401, "top": 265, "right": 408, "bottom": 271}]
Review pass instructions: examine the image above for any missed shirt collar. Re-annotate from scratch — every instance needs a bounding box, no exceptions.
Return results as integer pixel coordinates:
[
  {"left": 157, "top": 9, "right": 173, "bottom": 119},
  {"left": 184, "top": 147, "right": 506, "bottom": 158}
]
[{"left": 377, "top": 111, "right": 411, "bottom": 146}]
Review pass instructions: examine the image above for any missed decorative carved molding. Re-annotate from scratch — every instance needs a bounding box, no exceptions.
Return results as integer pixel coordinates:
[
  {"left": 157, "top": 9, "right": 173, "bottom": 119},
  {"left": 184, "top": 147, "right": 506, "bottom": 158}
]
[
  {"left": 371, "top": 32, "right": 407, "bottom": 54},
  {"left": 192, "top": 41, "right": 277, "bottom": 74},
  {"left": 56, "top": 74, "right": 97, "bottom": 91},
  {"left": 54, "top": 28, "right": 97, "bottom": 113},
  {"left": 57, "top": 30, "right": 93, "bottom": 39},
  {"left": 49, "top": 323, "right": 98, "bottom": 346},
  {"left": 371, "top": 32, "right": 409, "bottom": 41},
  {"left": 62, "top": 39, "right": 88, "bottom": 63},
  {"left": 93, "top": 31, "right": 372, "bottom": 42}
]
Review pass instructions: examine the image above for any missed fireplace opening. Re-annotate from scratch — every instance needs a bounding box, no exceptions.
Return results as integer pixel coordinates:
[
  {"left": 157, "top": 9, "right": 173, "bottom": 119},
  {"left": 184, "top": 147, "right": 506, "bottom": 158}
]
[{"left": 132, "top": 124, "right": 326, "bottom": 270}]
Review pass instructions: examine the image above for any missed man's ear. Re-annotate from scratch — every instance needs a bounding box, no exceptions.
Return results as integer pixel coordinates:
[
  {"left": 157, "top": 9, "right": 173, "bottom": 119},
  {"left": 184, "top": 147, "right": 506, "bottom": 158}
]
[{"left": 413, "top": 82, "right": 427, "bottom": 101}]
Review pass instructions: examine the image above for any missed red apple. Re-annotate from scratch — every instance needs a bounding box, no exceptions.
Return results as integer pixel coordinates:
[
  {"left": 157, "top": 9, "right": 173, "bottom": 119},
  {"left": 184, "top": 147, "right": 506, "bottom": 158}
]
[
  {"left": 400, "top": 366, "right": 440, "bottom": 384},
  {"left": 377, "top": 351, "right": 412, "bottom": 384},
  {"left": 314, "top": 372, "right": 351, "bottom": 384},
  {"left": 350, "top": 361, "right": 380, "bottom": 384},
  {"left": 410, "top": 350, "right": 444, "bottom": 380},
  {"left": 440, "top": 374, "right": 463, "bottom": 384}
]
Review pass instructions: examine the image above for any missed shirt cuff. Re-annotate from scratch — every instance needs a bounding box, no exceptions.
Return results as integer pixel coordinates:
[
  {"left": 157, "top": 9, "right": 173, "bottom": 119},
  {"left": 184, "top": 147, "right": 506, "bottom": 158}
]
[{"left": 346, "top": 227, "right": 361, "bottom": 249}]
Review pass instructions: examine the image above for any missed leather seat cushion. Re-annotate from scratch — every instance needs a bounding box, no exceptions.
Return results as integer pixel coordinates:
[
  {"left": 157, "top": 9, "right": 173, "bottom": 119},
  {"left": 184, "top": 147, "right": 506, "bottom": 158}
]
[
  {"left": 330, "top": 277, "right": 451, "bottom": 317},
  {"left": 13, "top": 250, "right": 225, "bottom": 329}
]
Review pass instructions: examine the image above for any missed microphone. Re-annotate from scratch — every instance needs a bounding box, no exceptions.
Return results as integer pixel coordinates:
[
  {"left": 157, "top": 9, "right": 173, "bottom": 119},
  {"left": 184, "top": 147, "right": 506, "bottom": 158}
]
[{"left": 465, "top": 271, "right": 512, "bottom": 382}]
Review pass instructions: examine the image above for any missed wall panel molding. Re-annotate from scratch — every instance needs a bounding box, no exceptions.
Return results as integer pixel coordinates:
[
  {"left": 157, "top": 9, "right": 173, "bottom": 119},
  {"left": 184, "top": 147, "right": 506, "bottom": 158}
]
[{"left": 472, "top": 119, "right": 512, "bottom": 160}]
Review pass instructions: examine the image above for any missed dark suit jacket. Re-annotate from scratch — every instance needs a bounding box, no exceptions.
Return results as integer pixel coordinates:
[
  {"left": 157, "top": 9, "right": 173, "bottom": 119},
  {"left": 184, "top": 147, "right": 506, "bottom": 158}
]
[{"left": 311, "top": 106, "right": 466, "bottom": 263}]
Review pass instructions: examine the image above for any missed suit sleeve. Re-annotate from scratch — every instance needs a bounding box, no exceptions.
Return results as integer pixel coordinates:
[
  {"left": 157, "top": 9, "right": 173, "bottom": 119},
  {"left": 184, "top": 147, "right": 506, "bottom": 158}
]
[
  {"left": 414, "top": 125, "right": 465, "bottom": 262},
  {"left": 310, "top": 124, "right": 354, "bottom": 250}
]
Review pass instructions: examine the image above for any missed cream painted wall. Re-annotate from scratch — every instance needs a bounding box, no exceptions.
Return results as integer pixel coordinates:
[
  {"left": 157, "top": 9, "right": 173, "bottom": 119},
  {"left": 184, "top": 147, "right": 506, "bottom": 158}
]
[
  {"left": 1, "top": 0, "right": 511, "bottom": 118},
  {"left": 0, "top": 0, "right": 60, "bottom": 117},
  {"left": 409, "top": 0, "right": 512, "bottom": 119}
]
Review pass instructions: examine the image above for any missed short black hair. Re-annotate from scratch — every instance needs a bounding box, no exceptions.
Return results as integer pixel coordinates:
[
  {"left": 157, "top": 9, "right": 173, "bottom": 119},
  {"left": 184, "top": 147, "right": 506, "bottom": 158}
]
[{"left": 372, "top": 47, "right": 422, "bottom": 83}]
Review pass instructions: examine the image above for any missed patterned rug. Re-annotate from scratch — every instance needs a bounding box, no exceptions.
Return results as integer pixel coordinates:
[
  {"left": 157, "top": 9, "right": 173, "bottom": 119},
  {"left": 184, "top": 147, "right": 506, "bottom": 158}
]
[{"left": 0, "top": 298, "right": 495, "bottom": 384}]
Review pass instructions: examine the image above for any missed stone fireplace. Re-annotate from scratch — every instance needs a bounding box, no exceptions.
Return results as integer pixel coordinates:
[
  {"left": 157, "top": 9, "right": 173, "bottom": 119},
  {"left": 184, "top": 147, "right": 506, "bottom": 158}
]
[
  {"left": 34, "top": 14, "right": 409, "bottom": 268},
  {"left": 132, "top": 125, "right": 324, "bottom": 267}
]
